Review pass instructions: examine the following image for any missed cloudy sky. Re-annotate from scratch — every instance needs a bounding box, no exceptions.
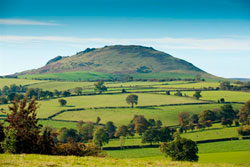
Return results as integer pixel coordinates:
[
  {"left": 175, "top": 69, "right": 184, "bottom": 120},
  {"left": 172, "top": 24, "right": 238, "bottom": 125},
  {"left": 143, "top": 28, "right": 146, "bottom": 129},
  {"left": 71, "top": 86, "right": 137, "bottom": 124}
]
[{"left": 0, "top": 0, "right": 249, "bottom": 78}]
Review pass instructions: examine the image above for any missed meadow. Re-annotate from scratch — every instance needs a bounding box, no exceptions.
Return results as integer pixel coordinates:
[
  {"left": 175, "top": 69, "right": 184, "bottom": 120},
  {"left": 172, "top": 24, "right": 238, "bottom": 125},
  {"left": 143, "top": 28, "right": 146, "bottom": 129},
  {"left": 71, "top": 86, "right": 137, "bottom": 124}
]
[
  {"left": 54, "top": 104, "right": 242, "bottom": 127},
  {"left": 0, "top": 153, "right": 248, "bottom": 167},
  {"left": 105, "top": 140, "right": 250, "bottom": 164},
  {"left": 180, "top": 91, "right": 250, "bottom": 103},
  {"left": 0, "top": 78, "right": 48, "bottom": 87}
]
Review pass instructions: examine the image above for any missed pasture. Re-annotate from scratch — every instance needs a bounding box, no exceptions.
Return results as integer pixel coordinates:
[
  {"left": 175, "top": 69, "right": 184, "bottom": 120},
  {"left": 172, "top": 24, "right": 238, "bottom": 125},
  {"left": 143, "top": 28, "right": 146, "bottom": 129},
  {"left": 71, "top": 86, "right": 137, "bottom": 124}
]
[
  {"left": 180, "top": 91, "right": 250, "bottom": 103},
  {"left": 54, "top": 104, "right": 242, "bottom": 127},
  {"left": 0, "top": 153, "right": 248, "bottom": 167},
  {"left": 106, "top": 140, "right": 250, "bottom": 164},
  {"left": 0, "top": 78, "right": 48, "bottom": 88}
]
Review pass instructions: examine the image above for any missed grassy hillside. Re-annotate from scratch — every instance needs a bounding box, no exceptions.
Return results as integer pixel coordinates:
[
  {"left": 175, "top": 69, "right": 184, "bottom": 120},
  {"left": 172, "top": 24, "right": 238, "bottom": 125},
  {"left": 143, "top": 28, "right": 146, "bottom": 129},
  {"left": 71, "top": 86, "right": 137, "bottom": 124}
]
[
  {"left": 19, "top": 71, "right": 215, "bottom": 81},
  {"left": 18, "top": 45, "right": 217, "bottom": 80},
  {"left": 0, "top": 153, "right": 248, "bottom": 167}
]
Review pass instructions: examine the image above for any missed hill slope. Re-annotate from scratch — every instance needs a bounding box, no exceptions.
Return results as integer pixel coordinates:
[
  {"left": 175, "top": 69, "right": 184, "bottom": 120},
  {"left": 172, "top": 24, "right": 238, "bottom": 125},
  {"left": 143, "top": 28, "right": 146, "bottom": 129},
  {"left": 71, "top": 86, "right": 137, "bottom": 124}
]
[{"left": 18, "top": 45, "right": 216, "bottom": 80}]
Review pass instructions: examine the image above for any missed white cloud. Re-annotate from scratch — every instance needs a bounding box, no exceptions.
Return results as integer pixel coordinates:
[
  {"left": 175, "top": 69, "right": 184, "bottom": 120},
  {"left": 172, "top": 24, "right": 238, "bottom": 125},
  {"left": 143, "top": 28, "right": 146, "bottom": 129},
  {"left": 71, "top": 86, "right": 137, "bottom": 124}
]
[
  {"left": 0, "top": 35, "right": 249, "bottom": 51},
  {"left": 0, "top": 19, "right": 60, "bottom": 26}
]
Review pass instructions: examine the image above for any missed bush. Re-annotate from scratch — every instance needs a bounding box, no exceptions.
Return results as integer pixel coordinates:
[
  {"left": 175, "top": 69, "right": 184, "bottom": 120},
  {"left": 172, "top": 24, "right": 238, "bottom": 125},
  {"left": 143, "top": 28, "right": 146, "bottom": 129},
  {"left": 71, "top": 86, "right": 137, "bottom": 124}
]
[
  {"left": 53, "top": 142, "right": 101, "bottom": 156},
  {"left": 237, "top": 126, "right": 250, "bottom": 136},
  {"left": 58, "top": 99, "right": 67, "bottom": 106},
  {"left": 1, "top": 129, "right": 17, "bottom": 153},
  {"left": 160, "top": 135, "right": 198, "bottom": 162}
]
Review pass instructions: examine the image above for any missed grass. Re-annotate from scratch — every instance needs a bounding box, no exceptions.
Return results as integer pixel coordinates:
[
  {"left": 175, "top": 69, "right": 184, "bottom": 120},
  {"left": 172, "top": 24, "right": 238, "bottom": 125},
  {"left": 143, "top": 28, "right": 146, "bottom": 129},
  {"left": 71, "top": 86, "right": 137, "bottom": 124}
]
[
  {"left": 19, "top": 71, "right": 119, "bottom": 81},
  {"left": 27, "top": 81, "right": 95, "bottom": 91},
  {"left": 38, "top": 120, "right": 77, "bottom": 129},
  {"left": 180, "top": 91, "right": 250, "bottom": 103},
  {"left": 55, "top": 104, "right": 241, "bottom": 127},
  {"left": 153, "top": 82, "right": 220, "bottom": 89},
  {"left": 105, "top": 123, "right": 243, "bottom": 147},
  {"left": 105, "top": 140, "right": 250, "bottom": 164},
  {"left": 0, "top": 153, "right": 247, "bottom": 167},
  {"left": 181, "top": 123, "right": 240, "bottom": 141},
  {"left": 198, "top": 140, "right": 250, "bottom": 154},
  {"left": 0, "top": 78, "right": 48, "bottom": 88}
]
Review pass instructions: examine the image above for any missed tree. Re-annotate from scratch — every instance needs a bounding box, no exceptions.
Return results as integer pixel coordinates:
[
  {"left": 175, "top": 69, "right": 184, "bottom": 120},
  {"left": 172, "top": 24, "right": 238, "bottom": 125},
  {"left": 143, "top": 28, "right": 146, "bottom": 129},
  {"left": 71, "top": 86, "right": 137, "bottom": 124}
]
[
  {"left": 198, "top": 110, "right": 216, "bottom": 123},
  {"left": 178, "top": 112, "right": 190, "bottom": 126},
  {"left": 190, "top": 114, "right": 199, "bottom": 123},
  {"left": 141, "top": 129, "right": 159, "bottom": 145},
  {"left": 132, "top": 115, "right": 149, "bottom": 135},
  {"left": 126, "top": 94, "right": 138, "bottom": 108},
  {"left": 166, "top": 91, "right": 170, "bottom": 95},
  {"left": 78, "top": 122, "right": 94, "bottom": 142},
  {"left": 96, "top": 116, "right": 101, "bottom": 124},
  {"left": 58, "top": 99, "right": 67, "bottom": 106},
  {"left": 220, "top": 104, "right": 236, "bottom": 125},
  {"left": 7, "top": 92, "right": 17, "bottom": 102},
  {"left": 3, "top": 97, "right": 42, "bottom": 153},
  {"left": 239, "top": 100, "right": 250, "bottom": 125},
  {"left": 58, "top": 128, "right": 78, "bottom": 143},
  {"left": 62, "top": 91, "right": 71, "bottom": 97},
  {"left": 159, "top": 126, "right": 173, "bottom": 142},
  {"left": 74, "top": 87, "right": 83, "bottom": 95},
  {"left": 1, "top": 129, "right": 17, "bottom": 153},
  {"left": 54, "top": 89, "right": 61, "bottom": 97},
  {"left": 125, "top": 75, "right": 133, "bottom": 82},
  {"left": 38, "top": 127, "right": 55, "bottom": 155},
  {"left": 26, "top": 88, "right": 39, "bottom": 99},
  {"left": 94, "top": 80, "right": 107, "bottom": 94},
  {"left": 148, "top": 119, "right": 156, "bottom": 129},
  {"left": 189, "top": 123, "right": 195, "bottom": 131},
  {"left": 105, "top": 121, "right": 116, "bottom": 138},
  {"left": 195, "top": 74, "right": 201, "bottom": 81},
  {"left": 204, "top": 120, "right": 212, "bottom": 129},
  {"left": 160, "top": 135, "right": 198, "bottom": 162},
  {"left": 174, "top": 90, "right": 182, "bottom": 96},
  {"left": 156, "top": 120, "right": 163, "bottom": 128},
  {"left": 115, "top": 125, "right": 129, "bottom": 137},
  {"left": 93, "top": 127, "right": 109, "bottom": 147},
  {"left": 193, "top": 90, "right": 202, "bottom": 100},
  {"left": 220, "top": 81, "right": 231, "bottom": 90},
  {"left": 0, "top": 95, "right": 8, "bottom": 104}
]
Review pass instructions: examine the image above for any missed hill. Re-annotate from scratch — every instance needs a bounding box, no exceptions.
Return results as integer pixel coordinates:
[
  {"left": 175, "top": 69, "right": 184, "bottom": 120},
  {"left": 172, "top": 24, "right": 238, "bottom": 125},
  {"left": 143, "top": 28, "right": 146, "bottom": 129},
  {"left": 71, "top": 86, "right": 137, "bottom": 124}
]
[{"left": 17, "top": 45, "right": 216, "bottom": 80}]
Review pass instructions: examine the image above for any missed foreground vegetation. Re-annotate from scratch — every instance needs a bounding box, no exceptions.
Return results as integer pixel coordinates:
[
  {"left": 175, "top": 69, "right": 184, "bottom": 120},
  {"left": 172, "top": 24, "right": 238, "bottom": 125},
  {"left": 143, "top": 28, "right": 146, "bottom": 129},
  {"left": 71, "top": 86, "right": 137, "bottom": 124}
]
[{"left": 0, "top": 154, "right": 248, "bottom": 167}]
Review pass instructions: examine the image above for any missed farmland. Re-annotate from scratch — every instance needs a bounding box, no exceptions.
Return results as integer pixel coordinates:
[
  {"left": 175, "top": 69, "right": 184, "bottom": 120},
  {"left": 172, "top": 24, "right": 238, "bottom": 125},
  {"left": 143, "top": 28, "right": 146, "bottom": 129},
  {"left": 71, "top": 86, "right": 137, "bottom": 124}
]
[{"left": 0, "top": 78, "right": 250, "bottom": 166}]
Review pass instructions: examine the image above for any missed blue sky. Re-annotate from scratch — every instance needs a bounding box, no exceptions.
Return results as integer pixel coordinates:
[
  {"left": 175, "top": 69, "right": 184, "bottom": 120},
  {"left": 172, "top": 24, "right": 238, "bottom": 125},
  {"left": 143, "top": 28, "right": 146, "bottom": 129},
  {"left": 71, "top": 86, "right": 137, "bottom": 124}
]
[{"left": 0, "top": 0, "right": 249, "bottom": 77}]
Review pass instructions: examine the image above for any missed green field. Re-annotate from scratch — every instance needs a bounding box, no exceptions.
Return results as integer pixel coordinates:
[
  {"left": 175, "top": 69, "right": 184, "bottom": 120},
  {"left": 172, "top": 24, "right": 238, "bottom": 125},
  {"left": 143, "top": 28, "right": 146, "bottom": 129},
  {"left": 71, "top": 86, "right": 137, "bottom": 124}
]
[
  {"left": 181, "top": 123, "right": 240, "bottom": 141},
  {"left": 106, "top": 140, "right": 250, "bottom": 164},
  {"left": 27, "top": 81, "right": 95, "bottom": 91},
  {"left": 153, "top": 82, "right": 221, "bottom": 89},
  {"left": 0, "top": 78, "right": 48, "bottom": 88},
  {"left": 19, "top": 71, "right": 118, "bottom": 81},
  {"left": 0, "top": 93, "right": 204, "bottom": 119},
  {"left": 180, "top": 91, "right": 250, "bottom": 103},
  {"left": 54, "top": 104, "right": 242, "bottom": 127},
  {"left": 0, "top": 153, "right": 247, "bottom": 167}
]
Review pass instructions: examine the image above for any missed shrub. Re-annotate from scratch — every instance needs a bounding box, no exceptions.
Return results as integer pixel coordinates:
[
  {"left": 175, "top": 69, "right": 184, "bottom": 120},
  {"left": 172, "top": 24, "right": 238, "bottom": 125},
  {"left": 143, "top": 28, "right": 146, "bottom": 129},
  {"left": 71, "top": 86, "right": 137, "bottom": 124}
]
[
  {"left": 160, "top": 135, "right": 198, "bottom": 162},
  {"left": 53, "top": 142, "right": 101, "bottom": 156},
  {"left": 58, "top": 99, "right": 67, "bottom": 106},
  {"left": 237, "top": 126, "right": 250, "bottom": 136},
  {"left": 3, "top": 97, "right": 42, "bottom": 153},
  {"left": 1, "top": 129, "right": 17, "bottom": 153}
]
